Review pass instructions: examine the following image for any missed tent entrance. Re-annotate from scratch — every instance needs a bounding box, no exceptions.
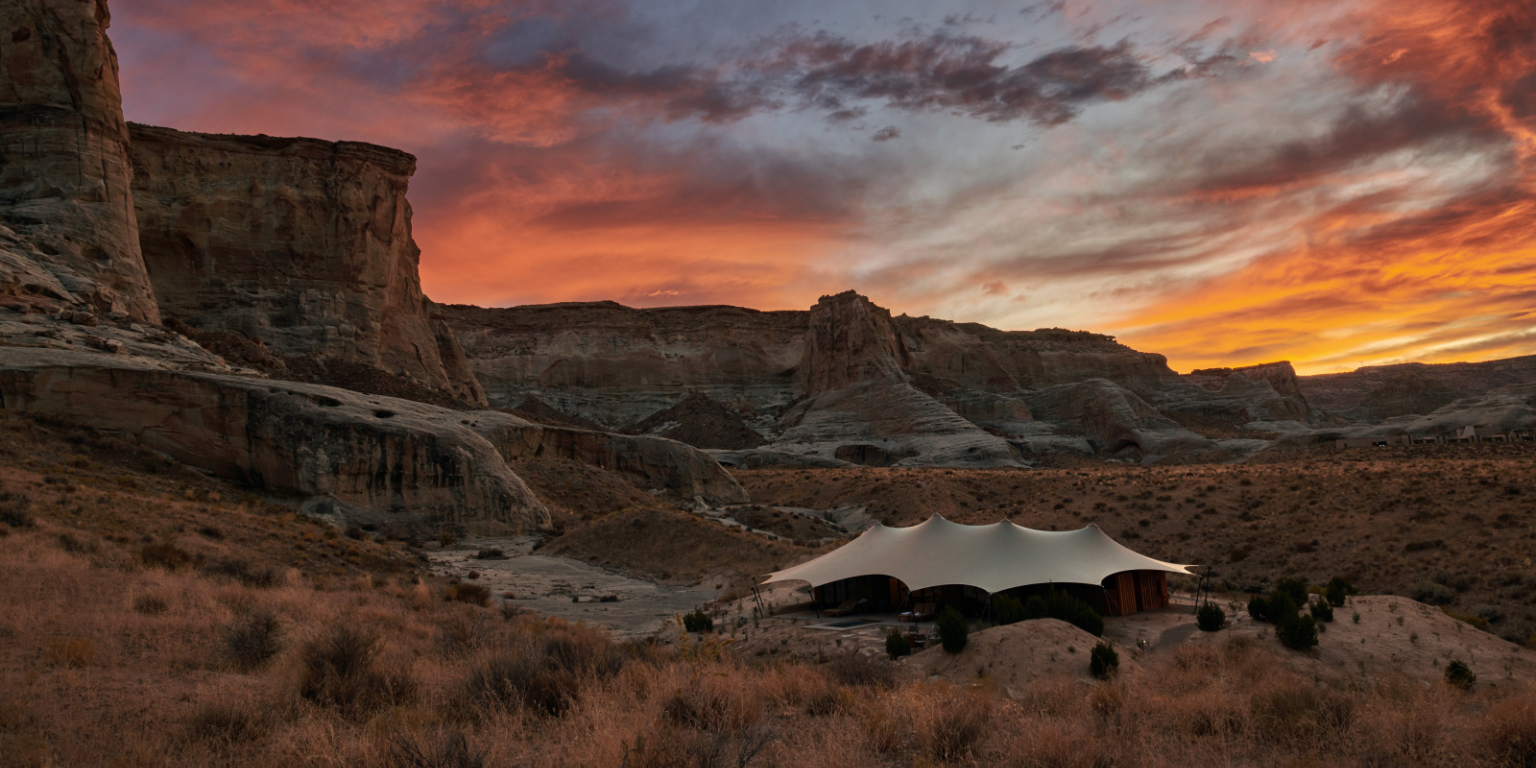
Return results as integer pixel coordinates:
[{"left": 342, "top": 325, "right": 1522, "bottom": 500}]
[
  {"left": 1101, "top": 570, "right": 1170, "bottom": 616},
  {"left": 811, "top": 575, "right": 906, "bottom": 613}
]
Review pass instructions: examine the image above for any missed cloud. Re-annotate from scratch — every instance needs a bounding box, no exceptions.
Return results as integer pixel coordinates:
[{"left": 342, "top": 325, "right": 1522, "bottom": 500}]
[{"left": 871, "top": 126, "right": 900, "bottom": 141}]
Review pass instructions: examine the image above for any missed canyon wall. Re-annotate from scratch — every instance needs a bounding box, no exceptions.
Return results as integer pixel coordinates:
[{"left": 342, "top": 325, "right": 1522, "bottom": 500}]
[
  {"left": 0, "top": 0, "right": 157, "bottom": 321},
  {"left": 442, "top": 301, "right": 808, "bottom": 427},
  {"left": 128, "top": 124, "right": 485, "bottom": 405}
]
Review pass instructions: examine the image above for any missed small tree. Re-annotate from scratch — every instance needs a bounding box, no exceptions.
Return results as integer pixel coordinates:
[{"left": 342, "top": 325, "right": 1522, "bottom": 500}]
[
  {"left": 1325, "top": 576, "right": 1355, "bottom": 607},
  {"left": 1273, "top": 577, "right": 1309, "bottom": 606},
  {"left": 885, "top": 628, "right": 912, "bottom": 660},
  {"left": 1089, "top": 642, "right": 1119, "bottom": 680},
  {"left": 1247, "top": 595, "right": 1271, "bottom": 622},
  {"left": 682, "top": 608, "right": 713, "bottom": 634},
  {"left": 1446, "top": 659, "right": 1477, "bottom": 690},
  {"left": 1024, "top": 596, "right": 1048, "bottom": 621},
  {"left": 1197, "top": 602, "right": 1225, "bottom": 632},
  {"left": 1309, "top": 598, "right": 1334, "bottom": 623},
  {"left": 994, "top": 595, "right": 1026, "bottom": 625},
  {"left": 1276, "top": 613, "right": 1318, "bottom": 651},
  {"left": 937, "top": 606, "right": 969, "bottom": 654}
]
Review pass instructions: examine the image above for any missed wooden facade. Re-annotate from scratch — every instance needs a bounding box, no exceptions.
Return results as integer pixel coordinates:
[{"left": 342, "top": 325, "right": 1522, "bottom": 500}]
[{"left": 1102, "top": 570, "right": 1169, "bottom": 616}]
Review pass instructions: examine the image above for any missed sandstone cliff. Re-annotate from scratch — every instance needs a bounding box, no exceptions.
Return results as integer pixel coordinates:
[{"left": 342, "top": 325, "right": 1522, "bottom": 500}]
[
  {"left": 442, "top": 301, "right": 807, "bottom": 427},
  {"left": 128, "top": 124, "right": 485, "bottom": 405},
  {"left": 444, "top": 291, "right": 1290, "bottom": 465},
  {"left": 1162, "top": 361, "right": 1312, "bottom": 425},
  {"left": 0, "top": 0, "right": 157, "bottom": 321},
  {"left": 770, "top": 291, "right": 1021, "bottom": 467}
]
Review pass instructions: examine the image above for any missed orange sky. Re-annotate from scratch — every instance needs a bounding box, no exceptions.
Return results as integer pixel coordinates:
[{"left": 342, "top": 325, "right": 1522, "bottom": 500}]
[{"left": 113, "top": 0, "right": 1536, "bottom": 374}]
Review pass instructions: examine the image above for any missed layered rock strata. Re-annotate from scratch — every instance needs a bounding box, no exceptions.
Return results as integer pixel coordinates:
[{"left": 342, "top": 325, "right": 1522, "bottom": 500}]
[
  {"left": 1299, "top": 355, "right": 1536, "bottom": 419},
  {"left": 443, "top": 301, "right": 807, "bottom": 427},
  {"left": 0, "top": 0, "right": 158, "bottom": 321},
  {"left": 128, "top": 124, "right": 484, "bottom": 405},
  {"left": 0, "top": 345, "right": 748, "bottom": 527},
  {"left": 0, "top": 348, "right": 545, "bottom": 531}
]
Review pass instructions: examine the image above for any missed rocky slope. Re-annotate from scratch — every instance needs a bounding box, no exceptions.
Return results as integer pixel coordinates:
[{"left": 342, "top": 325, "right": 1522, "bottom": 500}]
[
  {"left": 1300, "top": 355, "right": 1536, "bottom": 419},
  {"left": 128, "top": 124, "right": 485, "bottom": 405},
  {"left": 445, "top": 292, "right": 1283, "bottom": 465},
  {"left": 0, "top": 346, "right": 746, "bottom": 529},
  {"left": 0, "top": 0, "right": 158, "bottom": 322}
]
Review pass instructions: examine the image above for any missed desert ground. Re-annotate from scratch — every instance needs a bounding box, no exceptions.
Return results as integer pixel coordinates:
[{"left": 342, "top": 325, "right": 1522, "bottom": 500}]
[{"left": 6, "top": 412, "right": 1536, "bottom": 766}]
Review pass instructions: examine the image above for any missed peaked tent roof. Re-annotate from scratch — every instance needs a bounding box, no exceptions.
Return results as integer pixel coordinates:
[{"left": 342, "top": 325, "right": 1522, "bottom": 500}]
[{"left": 762, "top": 516, "right": 1195, "bottom": 594}]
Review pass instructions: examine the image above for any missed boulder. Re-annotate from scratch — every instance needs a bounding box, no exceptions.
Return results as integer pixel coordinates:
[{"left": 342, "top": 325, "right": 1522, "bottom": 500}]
[
  {"left": 0, "top": 0, "right": 158, "bottom": 321},
  {"left": 128, "top": 124, "right": 485, "bottom": 405}
]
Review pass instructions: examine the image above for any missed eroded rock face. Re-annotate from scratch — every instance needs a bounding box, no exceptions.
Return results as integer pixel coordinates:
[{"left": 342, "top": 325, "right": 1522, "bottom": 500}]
[
  {"left": 1299, "top": 355, "right": 1536, "bottom": 419},
  {"left": 897, "top": 316, "right": 1179, "bottom": 395},
  {"left": 442, "top": 301, "right": 806, "bottom": 427},
  {"left": 1023, "top": 379, "right": 1214, "bottom": 459},
  {"left": 0, "top": 0, "right": 158, "bottom": 322},
  {"left": 777, "top": 291, "right": 1021, "bottom": 467},
  {"left": 1161, "top": 361, "right": 1312, "bottom": 425},
  {"left": 0, "top": 348, "right": 546, "bottom": 531},
  {"left": 128, "top": 124, "right": 484, "bottom": 405},
  {"left": 472, "top": 419, "right": 748, "bottom": 505}
]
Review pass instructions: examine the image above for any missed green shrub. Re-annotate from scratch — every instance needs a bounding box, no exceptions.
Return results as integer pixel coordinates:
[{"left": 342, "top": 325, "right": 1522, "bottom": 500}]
[
  {"left": 1276, "top": 614, "right": 1318, "bottom": 651},
  {"left": 1412, "top": 580, "right": 1455, "bottom": 605},
  {"left": 1023, "top": 596, "right": 1048, "bottom": 621},
  {"left": 1273, "top": 577, "right": 1309, "bottom": 607},
  {"left": 682, "top": 608, "right": 713, "bottom": 633},
  {"left": 885, "top": 628, "right": 912, "bottom": 660},
  {"left": 1309, "top": 598, "right": 1335, "bottom": 623},
  {"left": 1445, "top": 659, "right": 1477, "bottom": 690},
  {"left": 993, "top": 594, "right": 1026, "bottom": 625},
  {"left": 1325, "top": 576, "right": 1355, "bottom": 607},
  {"left": 1044, "top": 591, "right": 1103, "bottom": 636},
  {"left": 1089, "top": 642, "right": 1119, "bottom": 680},
  {"left": 937, "top": 606, "right": 968, "bottom": 654},
  {"left": 1247, "top": 595, "right": 1271, "bottom": 622},
  {"left": 1197, "top": 602, "right": 1225, "bottom": 632}
]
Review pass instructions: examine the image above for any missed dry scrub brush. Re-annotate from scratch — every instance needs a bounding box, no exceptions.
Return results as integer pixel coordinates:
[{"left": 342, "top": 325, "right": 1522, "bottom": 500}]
[{"left": 12, "top": 526, "right": 1536, "bottom": 766}]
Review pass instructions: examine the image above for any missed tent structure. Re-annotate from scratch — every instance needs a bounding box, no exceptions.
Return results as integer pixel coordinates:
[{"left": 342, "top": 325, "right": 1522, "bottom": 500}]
[{"left": 761, "top": 516, "right": 1196, "bottom": 616}]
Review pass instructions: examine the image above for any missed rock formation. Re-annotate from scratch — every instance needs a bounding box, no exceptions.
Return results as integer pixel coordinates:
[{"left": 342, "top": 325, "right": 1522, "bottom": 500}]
[
  {"left": 766, "top": 291, "right": 1021, "bottom": 467},
  {"left": 1349, "top": 372, "right": 1464, "bottom": 422},
  {"left": 128, "top": 124, "right": 485, "bottom": 405},
  {"left": 0, "top": 0, "right": 158, "bottom": 322},
  {"left": 627, "top": 391, "right": 766, "bottom": 450},
  {"left": 1299, "top": 355, "right": 1536, "bottom": 419},
  {"left": 442, "top": 301, "right": 807, "bottom": 427},
  {"left": 1161, "top": 361, "right": 1312, "bottom": 425},
  {"left": 0, "top": 348, "right": 546, "bottom": 532}
]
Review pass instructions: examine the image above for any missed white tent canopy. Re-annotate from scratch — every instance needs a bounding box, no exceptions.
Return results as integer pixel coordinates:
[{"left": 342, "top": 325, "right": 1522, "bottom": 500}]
[{"left": 762, "top": 516, "right": 1195, "bottom": 594}]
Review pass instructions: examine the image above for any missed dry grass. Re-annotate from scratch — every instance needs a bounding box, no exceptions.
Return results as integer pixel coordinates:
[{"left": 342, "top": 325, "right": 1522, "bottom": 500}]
[
  {"left": 738, "top": 448, "right": 1536, "bottom": 641},
  {"left": 6, "top": 511, "right": 1536, "bottom": 767}
]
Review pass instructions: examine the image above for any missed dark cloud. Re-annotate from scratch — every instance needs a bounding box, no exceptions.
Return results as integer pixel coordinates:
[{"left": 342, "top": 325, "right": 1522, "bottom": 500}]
[
  {"left": 871, "top": 126, "right": 900, "bottom": 141},
  {"left": 766, "top": 33, "right": 1161, "bottom": 126},
  {"left": 484, "top": 29, "right": 1204, "bottom": 129}
]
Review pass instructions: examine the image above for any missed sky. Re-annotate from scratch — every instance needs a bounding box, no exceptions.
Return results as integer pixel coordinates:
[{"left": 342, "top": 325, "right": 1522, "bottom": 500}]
[{"left": 111, "top": 0, "right": 1536, "bottom": 374}]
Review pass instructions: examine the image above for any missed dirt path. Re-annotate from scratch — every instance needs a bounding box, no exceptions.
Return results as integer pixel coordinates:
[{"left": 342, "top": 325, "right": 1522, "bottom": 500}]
[{"left": 425, "top": 537, "right": 717, "bottom": 639}]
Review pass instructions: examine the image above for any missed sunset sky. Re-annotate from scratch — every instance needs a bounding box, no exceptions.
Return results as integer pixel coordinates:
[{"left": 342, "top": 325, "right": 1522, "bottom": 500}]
[{"left": 112, "top": 0, "right": 1535, "bottom": 374}]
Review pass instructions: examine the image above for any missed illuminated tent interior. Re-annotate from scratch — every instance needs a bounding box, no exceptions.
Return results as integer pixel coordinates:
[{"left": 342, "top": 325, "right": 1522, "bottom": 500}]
[{"left": 761, "top": 516, "right": 1196, "bottom": 617}]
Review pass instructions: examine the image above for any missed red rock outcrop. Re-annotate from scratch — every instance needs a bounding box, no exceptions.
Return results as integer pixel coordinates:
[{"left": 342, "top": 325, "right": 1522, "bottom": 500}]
[
  {"left": 0, "top": 0, "right": 158, "bottom": 321},
  {"left": 127, "top": 124, "right": 485, "bottom": 405}
]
